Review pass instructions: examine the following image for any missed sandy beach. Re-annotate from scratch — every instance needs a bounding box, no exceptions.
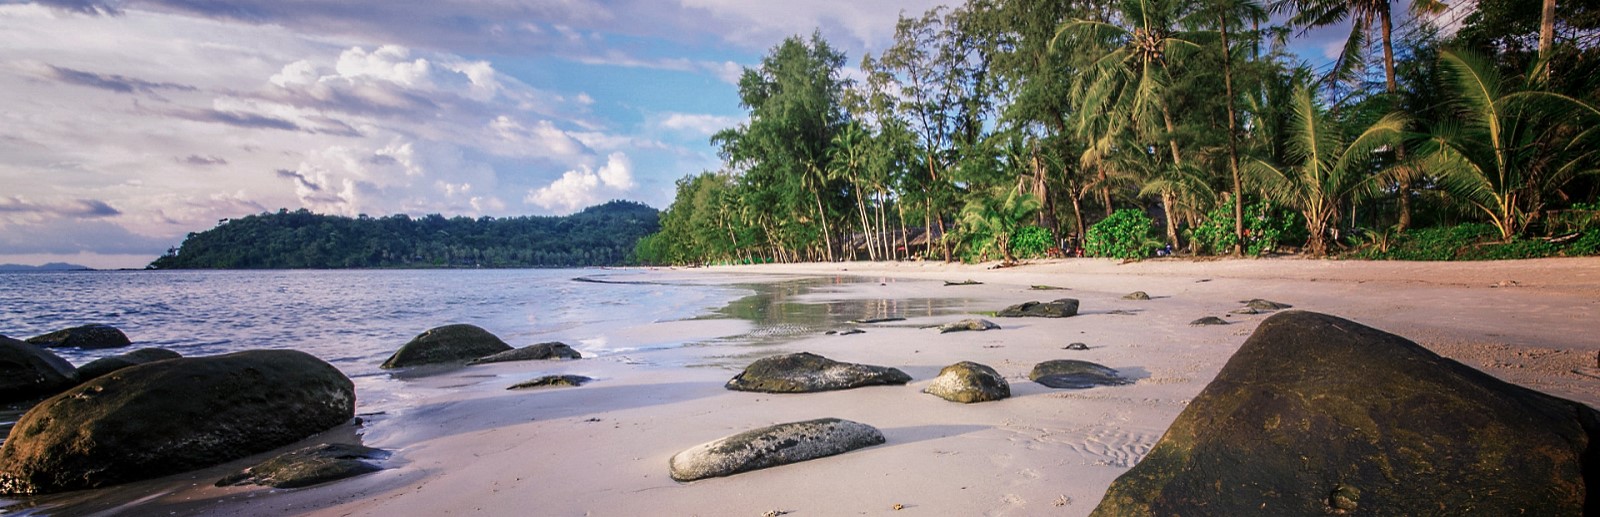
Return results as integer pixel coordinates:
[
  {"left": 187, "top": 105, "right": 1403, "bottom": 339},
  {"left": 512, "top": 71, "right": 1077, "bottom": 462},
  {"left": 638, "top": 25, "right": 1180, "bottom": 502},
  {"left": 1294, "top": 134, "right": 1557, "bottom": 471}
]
[{"left": 19, "top": 257, "right": 1600, "bottom": 516}]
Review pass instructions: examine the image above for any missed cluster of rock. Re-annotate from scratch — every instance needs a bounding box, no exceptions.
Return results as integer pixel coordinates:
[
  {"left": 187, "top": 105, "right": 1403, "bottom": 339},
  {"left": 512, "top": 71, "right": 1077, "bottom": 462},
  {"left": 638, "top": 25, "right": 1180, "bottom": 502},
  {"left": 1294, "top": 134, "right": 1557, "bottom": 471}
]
[
  {"left": 381, "top": 324, "right": 582, "bottom": 370},
  {"left": 2, "top": 325, "right": 184, "bottom": 406}
]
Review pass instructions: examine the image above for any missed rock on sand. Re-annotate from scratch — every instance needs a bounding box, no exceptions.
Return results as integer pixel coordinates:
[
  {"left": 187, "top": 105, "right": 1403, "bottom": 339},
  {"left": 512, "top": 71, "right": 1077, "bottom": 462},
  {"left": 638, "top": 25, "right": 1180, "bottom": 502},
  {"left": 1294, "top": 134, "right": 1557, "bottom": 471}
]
[
  {"left": 381, "top": 324, "right": 512, "bottom": 368},
  {"left": 923, "top": 361, "right": 1010, "bottom": 403},
  {"left": 726, "top": 352, "right": 910, "bottom": 393},
  {"left": 469, "top": 342, "right": 581, "bottom": 364},
  {"left": 669, "top": 418, "right": 884, "bottom": 481},
  {"left": 996, "top": 299, "right": 1079, "bottom": 318}
]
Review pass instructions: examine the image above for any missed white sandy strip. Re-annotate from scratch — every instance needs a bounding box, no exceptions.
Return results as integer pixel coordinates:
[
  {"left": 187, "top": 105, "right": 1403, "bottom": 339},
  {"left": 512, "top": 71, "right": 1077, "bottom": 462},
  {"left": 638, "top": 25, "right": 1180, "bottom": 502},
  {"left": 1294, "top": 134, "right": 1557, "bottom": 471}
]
[{"left": 79, "top": 257, "right": 1599, "bottom": 516}]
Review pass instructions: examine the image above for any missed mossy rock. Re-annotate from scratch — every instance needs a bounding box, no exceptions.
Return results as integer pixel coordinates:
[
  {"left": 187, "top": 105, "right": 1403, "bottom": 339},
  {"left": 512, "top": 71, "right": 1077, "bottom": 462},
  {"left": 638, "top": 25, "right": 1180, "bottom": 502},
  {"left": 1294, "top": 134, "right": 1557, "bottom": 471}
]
[
  {"left": 1189, "top": 316, "right": 1228, "bottom": 326},
  {"left": 216, "top": 443, "right": 387, "bottom": 489},
  {"left": 668, "top": 418, "right": 884, "bottom": 481},
  {"left": 1091, "top": 311, "right": 1600, "bottom": 516},
  {"left": 469, "top": 342, "right": 581, "bottom": 364},
  {"left": 996, "top": 299, "right": 1079, "bottom": 318},
  {"left": 937, "top": 319, "right": 1000, "bottom": 333},
  {"left": 26, "top": 324, "right": 130, "bottom": 350},
  {"left": 923, "top": 361, "right": 1010, "bottom": 403},
  {"left": 380, "top": 324, "right": 512, "bottom": 369},
  {"left": 1029, "top": 360, "right": 1131, "bottom": 389},
  {"left": 1122, "top": 291, "right": 1151, "bottom": 300},
  {"left": 1240, "top": 298, "right": 1293, "bottom": 311},
  {"left": 507, "top": 375, "right": 592, "bottom": 390},
  {"left": 75, "top": 348, "right": 181, "bottom": 382},
  {"left": 726, "top": 352, "right": 910, "bottom": 393}
]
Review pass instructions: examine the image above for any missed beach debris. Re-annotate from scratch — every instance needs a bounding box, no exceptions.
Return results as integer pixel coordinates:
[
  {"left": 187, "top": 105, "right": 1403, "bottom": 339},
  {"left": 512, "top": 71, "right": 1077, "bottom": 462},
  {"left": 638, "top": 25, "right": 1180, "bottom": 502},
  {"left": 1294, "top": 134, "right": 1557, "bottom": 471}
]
[
  {"left": 668, "top": 418, "right": 885, "bottom": 481},
  {"left": 944, "top": 279, "right": 983, "bottom": 286},
  {"left": 1107, "top": 310, "right": 1140, "bottom": 316},
  {"left": 1063, "top": 343, "right": 1090, "bottom": 351},
  {"left": 0, "top": 335, "right": 77, "bottom": 404},
  {"left": 1030, "top": 285, "right": 1068, "bottom": 290},
  {"left": 849, "top": 317, "right": 906, "bottom": 324},
  {"left": 1122, "top": 291, "right": 1151, "bottom": 300},
  {"left": 0, "top": 350, "right": 354, "bottom": 495},
  {"left": 893, "top": 503, "right": 905, "bottom": 510},
  {"left": 762, "top": 511, "right": 791, "bottom": 517},
  {"left": 215, "top": 443, "right": 388, "bottom": 489},
  {"left": 1239, "top": 299, "right": 1293, "bottom": 311},
  {"left": 1195, "top": 278, "right": 1212, "bottom": 283},
  {"left": 25, "top": 323, "right": 130, "bottom": 350},
  {"left": 76, "top": 347, "right": 181, "bottom": 382},
  {"left": 923, "top": 361, "right": 1010, "bottom": 403},
  {"left": 1029, "top": 360, "right": 1132, "bottom": 389},
  {"left": 725, "top": 352, "right": 910, "bottom": 393},
  {"left": 1092, "top": 311, "right": 1600, "bottom": 516},
  {"left": 831, "top": 329, "right": 866, "bottom": 336},
  {"left": 507, "top": 375, "right": 592, "bottom": 390},
  {"left": 937, "top": 319, "right": 1001, "bottom": 333},
  {"left": 1189, "top": 317, "right": 1229, "bottom": 326},
  {"left": 1054, "top": 495, "right": 1072, "bottom": 507},
  {"left": 381, "top": 323, "right": 512, "bottom": 369},
  {"left": 996, "top": 299, "right": 1079, "bottom": 318},
  {"left": 468, "top": 341, "right": 581, "bottom": 364}
]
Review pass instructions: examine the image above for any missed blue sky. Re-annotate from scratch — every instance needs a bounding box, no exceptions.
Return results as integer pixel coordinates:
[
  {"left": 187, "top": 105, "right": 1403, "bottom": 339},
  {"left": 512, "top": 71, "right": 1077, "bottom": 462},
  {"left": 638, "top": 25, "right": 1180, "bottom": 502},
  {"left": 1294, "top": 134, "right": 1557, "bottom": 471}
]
[{"left": 0, "top": 0, "right": 1462, "bottom": 268}]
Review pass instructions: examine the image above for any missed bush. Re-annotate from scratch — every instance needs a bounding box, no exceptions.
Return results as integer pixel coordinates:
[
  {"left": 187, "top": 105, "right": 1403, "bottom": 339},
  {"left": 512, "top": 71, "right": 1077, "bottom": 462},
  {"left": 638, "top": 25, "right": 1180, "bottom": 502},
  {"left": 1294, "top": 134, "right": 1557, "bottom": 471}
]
[
  {"left": 1187, "top": 200, "right": 1304, "bottom": 256},
  {"left": 1009, "top": 225, "right": 1053, "bottom": 259},
  {"left": 1351, "top": 223, "right": 1498, "bottom": 261},
  {"left": 1085, "top": 209, "right": 1161, "bottom": 259}
]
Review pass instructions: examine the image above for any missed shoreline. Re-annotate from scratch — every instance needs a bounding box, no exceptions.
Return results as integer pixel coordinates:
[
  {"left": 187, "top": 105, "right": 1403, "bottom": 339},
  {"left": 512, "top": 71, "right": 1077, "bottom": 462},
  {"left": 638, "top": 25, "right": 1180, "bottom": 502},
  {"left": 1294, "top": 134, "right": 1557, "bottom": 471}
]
[{"left": 6, "top": 257, "right": 1597, "bottom": 515}]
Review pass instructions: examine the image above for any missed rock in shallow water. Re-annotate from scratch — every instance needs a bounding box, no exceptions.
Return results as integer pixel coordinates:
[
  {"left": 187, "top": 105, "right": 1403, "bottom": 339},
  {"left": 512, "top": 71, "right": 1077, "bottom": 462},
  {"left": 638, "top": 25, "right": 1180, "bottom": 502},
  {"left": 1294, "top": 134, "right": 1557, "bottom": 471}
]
[
  {"left": 923, "top": 361, "right": 1009, "bottom": 403},
  {"left": 75, "top": 348, "right": 181, "bottom": 382},
  {"left": 1029, "top": 360, "right": 1131, "bottom": 389},
  {"left": 381, "top": 324, "right": 512, "bottom": 368},
  {"left": 216, "top": 443, "right": 388, "bottom": 489},
  {"left": 1092, "top": 311, "right": 1600, "bottom": 516},
  {"left": 26, "top": 324, "right": 130, "bottom": 350},
  {"left": 0, "top": 336, "right": 77, "bottom": 404},
  {"left": 668, "top": 418, "right": 884, "bottom": 481},
  {"left": 0, "top": 350, "right": 355, "bottom": 495},
  {"left": 996, "top": 299, "right": 1079, "bottom": 318},
  {"left": 726, "top": 352, "right": 910, "bottom": 393},
  {"left": 507, "top": 375, "right": 591, "bottom": 390},
  {"left": 468, "top": 342, "right": 581, "bottom": 364}
]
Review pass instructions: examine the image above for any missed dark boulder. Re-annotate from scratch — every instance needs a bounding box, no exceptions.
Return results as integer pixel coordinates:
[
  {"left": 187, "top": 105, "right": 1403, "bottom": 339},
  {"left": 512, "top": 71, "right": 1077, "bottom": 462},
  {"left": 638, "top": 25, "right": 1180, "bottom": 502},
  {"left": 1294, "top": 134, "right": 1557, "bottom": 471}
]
[
  {"left": 0, "top": 336, "right": 77, "bottom": 404},
  {"left": 507, "top": 375, "right": 592, "bottom": 390},
  {"left": 1029, "top": 360, "right": 1131, "bottom": 389},
  {"left": 937, "top": 319, "right": 1000, "bottom": 333},
  {"left": 216, "top": 443, "right": 387, "bottom": 489},
  {"left": 75, "top": 348, "right": 181, "bottom": 382},
  {"left": 1092, "top": 311, "right": 1600, "bottom": 516},
  {"left": 26, "top": 324, "right": 130, "bottom": 350},
  {"left": 468, "top": 342, "right": 581, "bottom": 364},
  {"left": 1240, "top": 298, "right": 1293, "bottom": 311},
  {"left": 669, "top": 418, "right": 884, "bottom": 481},
  {"left": 997, "top": 299, "right": 1079, "bottom": 318},
  {"left": 923, "top": 362, "right": 1010, "bottom": 403},
  {"left": 726, "top": 352, "right": 910, "bottom": 393},
  {"left": 380, "top": 324, "right": 512, "bottom": 369},
  {"left": 1189, "top": 316, "right": 1228, "bottom": 326},
  {"left": 0, "top": 350, "right": 355, "bottom": 495}
]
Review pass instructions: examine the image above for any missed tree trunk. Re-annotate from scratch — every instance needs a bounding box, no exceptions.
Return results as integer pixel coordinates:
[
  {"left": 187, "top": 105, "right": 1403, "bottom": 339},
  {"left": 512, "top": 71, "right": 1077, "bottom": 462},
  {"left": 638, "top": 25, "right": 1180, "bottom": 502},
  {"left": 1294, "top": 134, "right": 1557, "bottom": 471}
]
[
  {"left": 1381, "top": 10, "right": 1413, "bottom": 231},
  {"left": 1541, "top": 0, "right": 1557, "bottom": 79},
  {"left": 1159, "top": 107, "right": 1184, "bottom": 249},
  {"left": 1069, "top": 183, "right": 1087, "bottom": 254},
  {"left": 1221, "top": 13, "right": 1245, "bottom": 257},
  {"left": 813, "top": 187, "right": 834, "bottom": 262}
]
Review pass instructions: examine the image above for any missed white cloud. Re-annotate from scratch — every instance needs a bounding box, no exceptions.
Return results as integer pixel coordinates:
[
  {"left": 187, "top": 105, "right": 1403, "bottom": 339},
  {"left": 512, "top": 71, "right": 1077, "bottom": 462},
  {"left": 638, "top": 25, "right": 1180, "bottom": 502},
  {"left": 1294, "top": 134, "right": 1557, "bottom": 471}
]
[
  {"left": 525, "top": 152, "right": 635, "bottom": 214},
  {"left": 658, "top": 112, "right": 743, "bottom": 136}
]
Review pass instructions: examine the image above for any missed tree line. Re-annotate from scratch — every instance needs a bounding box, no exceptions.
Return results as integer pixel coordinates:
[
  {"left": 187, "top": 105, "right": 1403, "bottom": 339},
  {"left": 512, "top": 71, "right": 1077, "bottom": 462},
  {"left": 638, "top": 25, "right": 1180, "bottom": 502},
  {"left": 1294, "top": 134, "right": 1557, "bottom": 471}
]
[
  {"left": 636, "top": 0, "right": 1600, "bottom": 265},
  {"left": 149, "top": 201, "right": 660, "bottom": 269}
]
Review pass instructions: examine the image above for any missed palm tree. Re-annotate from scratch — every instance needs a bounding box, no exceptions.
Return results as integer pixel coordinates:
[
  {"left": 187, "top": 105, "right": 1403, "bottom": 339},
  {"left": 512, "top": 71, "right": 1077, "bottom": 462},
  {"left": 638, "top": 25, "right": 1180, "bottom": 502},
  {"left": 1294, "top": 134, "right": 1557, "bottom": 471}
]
[
  {"left": 1419, "top": 49, "right": 1600, "bottom": 241},
  {"left": 1246, "top": 86, "right": 1407, "bottom": 256},
  {"left": 958, "top": 185, "right": 1043, "bottom": 264},
  {"left": 1193, "top": 0, "right": 1268, "bottom": 255},
  {"left": 829, "top": 122, "right": 876, "bottom": 260}
]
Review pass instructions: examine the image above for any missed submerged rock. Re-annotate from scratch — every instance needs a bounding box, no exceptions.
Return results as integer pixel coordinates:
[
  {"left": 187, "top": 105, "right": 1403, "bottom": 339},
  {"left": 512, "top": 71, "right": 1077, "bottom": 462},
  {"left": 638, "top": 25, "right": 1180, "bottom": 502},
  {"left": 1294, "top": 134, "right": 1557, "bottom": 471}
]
[
  {"left": 1029, "top": 360, "right": 1131, "bottom": 389},
  {"left": 996, "top": 299, "right": 1079, "bottom": 318},
  {"left": 0, "top": 350, "right": 355, "bottom": 495},
  {"left": 1122, "top": 291, "right": 1151, "bottom": 300},
  {"left": 669, "top": 418, "right": 884, "bottom": 481},
  {"left": 0, "top": 336, "right": 77, "bottom": 404},
  {"left": 468, "top": 342, "right": 581, "bottom": 364},
  {"left": 1092, "top": 311, "right": 1600, "bottom": 516},
  {"left": 507, "top": 375, "right": 592, "bottom": 390},
  {"left": 1189, "top": 316, "right": 1229, "bottom": 326},
  {"left": 75, "top": 348, "right": 181, "bottom": 382},
  {"left": 849, "top": 317, "right": 905, "bottom": 324},
  {"left": 937, "top": 319, "right": 1000, "bottom": 333},
  {"left": 26, "top": 324, "right": 130, "bottom": 350},
  {"left": 725, "top": 352, "right": 910, "bottom": 393},
  {"left": 381, "top": 324, "right": 512, "bottom": 369},
  {"left": 216, "top": 443, "right": 388, "bottom": 489},
  {"left": 923, "top": 362, "right": 1010, "bottom": 403}
]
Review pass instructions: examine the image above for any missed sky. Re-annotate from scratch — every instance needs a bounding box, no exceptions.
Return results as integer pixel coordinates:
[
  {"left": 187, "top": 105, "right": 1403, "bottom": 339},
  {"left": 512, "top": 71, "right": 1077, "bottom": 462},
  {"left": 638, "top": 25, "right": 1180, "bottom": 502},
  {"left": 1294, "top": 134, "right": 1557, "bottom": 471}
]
[{"left": 0, "top": 0, "right": 1460, "bottom": 269}]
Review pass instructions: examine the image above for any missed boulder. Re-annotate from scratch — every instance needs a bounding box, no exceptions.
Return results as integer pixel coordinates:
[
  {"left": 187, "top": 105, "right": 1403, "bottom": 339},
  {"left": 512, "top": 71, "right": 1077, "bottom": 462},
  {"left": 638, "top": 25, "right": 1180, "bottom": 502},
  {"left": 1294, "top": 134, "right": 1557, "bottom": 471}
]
[
  {"left": 1092, "top": 311, "right": 1600, "bottom": 516},
  {"left": 997, "top": 299, "right": 1079, "bottom": 318},
  {"left": 1029, "top": 360, "right": 1131, "bottom": 389},
  {"left": 1189, "top": 316, "right": 1228, "bottom": 326},
  {"left": 75, "top": 348, "right": 181, "bottom": 382},
  {"left": 0, "top": 336, "right": 77, "bottom": 404},
  {"left": 1122, "top": 291, "right": 1151, "bottom": 300},
  {"left": 468, "top": 342, "right": 581, "bottom": 365},
  {"left": 937, "top": 319, "right": 1000, "bottom": 333},
  {"left": 669, "top": 418, "right": 884, "bottom": 481},
  {"left": 216, "top": 443, "right": 387, "bottom": 489},
  {"left": 507, "top": 375, "right": 592, "bottom": 390},
  {"left": 380, "top": 324, "right": 512, "bottom": 368},
  {"left": 0, "top": 350, "right": 355, "bottom": 494},
  {"left": 923, "top": 362, "right": 1010, "bottom": 403},
  {"left": 725, "top": 352, "right": 910, "bottom": 393},
  {"left": 1240, "top": 298, "right": 1293, "bottom": 311},
  {"left": 25, "top": 324, "right": 130, "bottom": 350},
  {"left": 1063, "top": 343, "right": 1090, "bottom": 351}
]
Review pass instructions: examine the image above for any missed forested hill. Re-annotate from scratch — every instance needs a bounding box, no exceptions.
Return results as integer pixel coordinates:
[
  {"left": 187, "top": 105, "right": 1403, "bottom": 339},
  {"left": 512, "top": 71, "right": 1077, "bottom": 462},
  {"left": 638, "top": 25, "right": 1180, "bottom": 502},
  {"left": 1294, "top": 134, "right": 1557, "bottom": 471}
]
[{"left": 148, "top": 201, "right": 660, "bottom": 269}]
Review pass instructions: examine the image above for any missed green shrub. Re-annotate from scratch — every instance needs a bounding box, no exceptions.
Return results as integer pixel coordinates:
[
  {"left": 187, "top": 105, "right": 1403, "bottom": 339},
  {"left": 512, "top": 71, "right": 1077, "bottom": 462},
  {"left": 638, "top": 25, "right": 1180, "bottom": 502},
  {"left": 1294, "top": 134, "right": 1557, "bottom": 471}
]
[
  {"left": 1187, "top": 200, "right": 1304, "bottom": 256},
  {"left": 1569, "top": 230, "right": 1600, "bottom": 256},
  {"left": 1351, "top": 223, "right": 1497, "bottom": 260},
  {"left": 1085, "top": 209, "right": 1161, "bottom": 259},
  {"left": 1009, "top": 225, "right": 1053, "bottom": 259}
]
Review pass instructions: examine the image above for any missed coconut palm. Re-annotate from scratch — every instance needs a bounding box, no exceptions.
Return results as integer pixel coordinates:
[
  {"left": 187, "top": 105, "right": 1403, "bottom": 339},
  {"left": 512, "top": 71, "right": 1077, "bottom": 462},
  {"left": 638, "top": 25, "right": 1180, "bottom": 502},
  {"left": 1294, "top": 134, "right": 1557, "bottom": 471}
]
[
  {"left": 958, "top": 185, "right": 1043, "bottom": 264},
  {"left": 1246, "top": 86, "right": 1407, "bottom": 256},
  {"left": 1419, "top": 49, "right": 1600, "bottom": 241}
]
